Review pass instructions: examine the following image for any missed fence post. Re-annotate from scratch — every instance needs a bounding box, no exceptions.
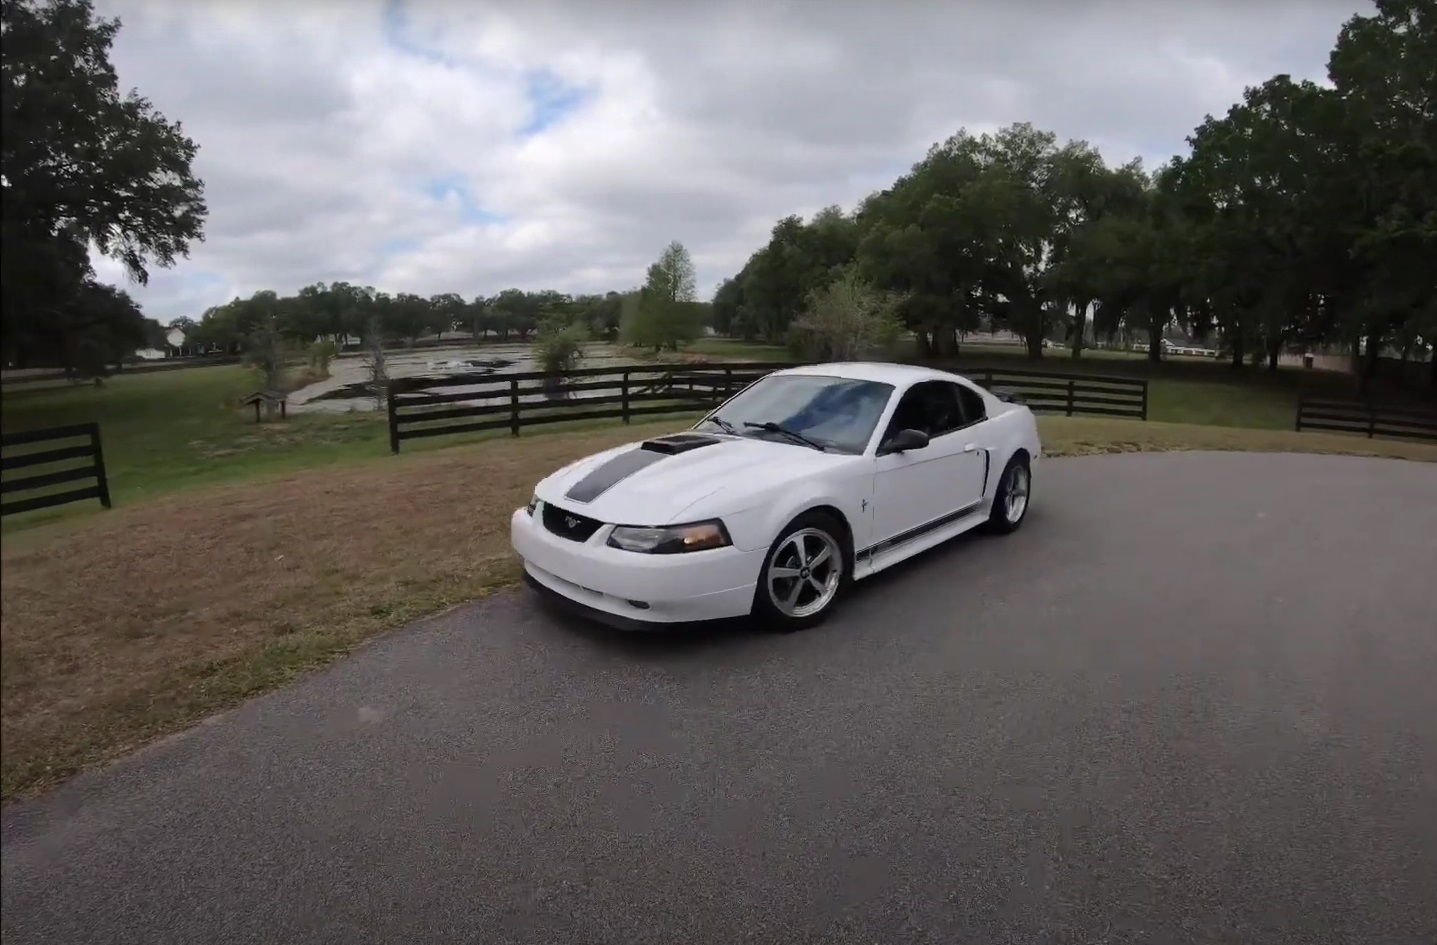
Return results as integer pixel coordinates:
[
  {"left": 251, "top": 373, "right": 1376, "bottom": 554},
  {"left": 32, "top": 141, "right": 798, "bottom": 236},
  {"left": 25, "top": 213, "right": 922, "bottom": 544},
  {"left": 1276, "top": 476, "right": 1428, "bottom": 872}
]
[
  {"left": 509, "top": 379, "right": 521, "bottom": 436},
  {"left": 386, "top": 380, "right": 401, "bottom": 454},
  {"left": 1294, "top": 398, "right": 1304, "bottom": 432},
  {"left": 89, "top": 424, "right": 112, "bottom": 509},
  {"left": 724, "top": 367, "right": 733, "bottom": 400},
  {"left": 1065, "top": 379, "right": 1076, "bottom": 417},
  {"left": 1366, "top": 402, "right": 1376, "bottom": 439},
  {"left": 621, "top": 371, "right": 631, "bottom": 424}
]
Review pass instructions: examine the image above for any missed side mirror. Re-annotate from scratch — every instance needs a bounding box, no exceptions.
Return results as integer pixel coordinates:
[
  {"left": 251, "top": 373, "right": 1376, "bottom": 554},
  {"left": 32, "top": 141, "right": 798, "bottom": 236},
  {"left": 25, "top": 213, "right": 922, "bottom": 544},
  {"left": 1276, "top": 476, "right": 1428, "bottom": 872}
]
[{"left": 880, "top": 428, "right": 930, "bottom": 455}]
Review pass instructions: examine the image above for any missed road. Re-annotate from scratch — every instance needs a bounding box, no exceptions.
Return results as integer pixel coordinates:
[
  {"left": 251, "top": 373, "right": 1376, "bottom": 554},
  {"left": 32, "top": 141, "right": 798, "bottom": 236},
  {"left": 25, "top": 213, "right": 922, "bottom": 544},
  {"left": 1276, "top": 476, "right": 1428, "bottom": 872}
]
[{"left": 4, "top": 452, "right": 1436, "bottom": 945}]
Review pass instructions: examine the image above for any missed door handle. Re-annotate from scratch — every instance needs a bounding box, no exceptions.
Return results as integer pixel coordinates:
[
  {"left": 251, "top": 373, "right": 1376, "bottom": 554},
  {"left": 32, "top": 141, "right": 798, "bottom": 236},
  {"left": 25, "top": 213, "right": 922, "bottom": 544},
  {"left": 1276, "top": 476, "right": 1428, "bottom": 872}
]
[{"left": 963, "top": 443, "right": 980, "bottom": 453}]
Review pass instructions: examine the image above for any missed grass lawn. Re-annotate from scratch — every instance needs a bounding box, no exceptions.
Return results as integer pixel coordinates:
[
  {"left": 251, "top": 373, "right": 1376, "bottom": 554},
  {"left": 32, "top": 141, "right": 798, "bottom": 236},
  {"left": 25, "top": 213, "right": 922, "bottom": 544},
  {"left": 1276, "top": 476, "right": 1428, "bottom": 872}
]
[
  {"left": 1, "top": 366, "right": 388, "bottom": 514},
  {"left": 3, "top": 407, "right": 1435, "bottom": 802}
]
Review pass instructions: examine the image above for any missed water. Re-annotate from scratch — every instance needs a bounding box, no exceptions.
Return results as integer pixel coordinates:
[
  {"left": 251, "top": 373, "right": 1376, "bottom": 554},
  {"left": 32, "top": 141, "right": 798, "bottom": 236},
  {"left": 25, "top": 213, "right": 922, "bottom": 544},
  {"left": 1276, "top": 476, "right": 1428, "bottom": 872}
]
[{"left": 288, "top": 343, "right": 652, "bottom": 414}]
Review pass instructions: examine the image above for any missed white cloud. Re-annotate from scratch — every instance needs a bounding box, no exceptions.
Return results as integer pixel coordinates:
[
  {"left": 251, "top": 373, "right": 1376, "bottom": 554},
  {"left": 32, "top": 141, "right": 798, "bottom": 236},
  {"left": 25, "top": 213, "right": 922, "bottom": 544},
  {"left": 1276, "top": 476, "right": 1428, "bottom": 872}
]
[{"left": 88, "top": 0, "right": 1365, "bottom": 324}]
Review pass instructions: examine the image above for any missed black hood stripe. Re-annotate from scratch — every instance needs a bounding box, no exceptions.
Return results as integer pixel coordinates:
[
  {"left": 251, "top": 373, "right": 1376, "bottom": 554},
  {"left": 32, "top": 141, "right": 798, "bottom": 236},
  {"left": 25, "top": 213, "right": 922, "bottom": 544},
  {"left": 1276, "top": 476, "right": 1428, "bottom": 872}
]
[{"left": 564, "top": 448, "right": 667, "bottom": 503}]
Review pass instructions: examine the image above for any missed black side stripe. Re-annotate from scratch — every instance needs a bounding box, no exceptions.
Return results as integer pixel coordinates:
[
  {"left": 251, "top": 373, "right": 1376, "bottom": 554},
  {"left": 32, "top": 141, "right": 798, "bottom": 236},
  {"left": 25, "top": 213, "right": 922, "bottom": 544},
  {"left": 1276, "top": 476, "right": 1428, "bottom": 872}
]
[
  {"left": 565, "top": 449, "right": 666, "bottom": 503},
  {"left": 856, "top": 501, "right": 983, "bottom": 562}
]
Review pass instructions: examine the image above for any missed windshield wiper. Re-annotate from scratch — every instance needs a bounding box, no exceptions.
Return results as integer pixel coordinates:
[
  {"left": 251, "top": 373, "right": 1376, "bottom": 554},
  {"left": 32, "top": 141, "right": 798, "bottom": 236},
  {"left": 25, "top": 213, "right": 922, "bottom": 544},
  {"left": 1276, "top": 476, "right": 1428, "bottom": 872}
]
[
  {"left": 742, "top": 421, "right": 827, "bottom": 452},
  {"left": 700, "top": 415, "right": 739, "bottom": 436}
]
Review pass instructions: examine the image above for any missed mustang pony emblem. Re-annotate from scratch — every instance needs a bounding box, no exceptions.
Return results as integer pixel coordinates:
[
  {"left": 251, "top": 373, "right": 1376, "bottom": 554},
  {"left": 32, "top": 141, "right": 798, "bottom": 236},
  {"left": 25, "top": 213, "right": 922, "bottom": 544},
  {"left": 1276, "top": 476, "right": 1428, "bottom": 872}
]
[{"left": 565, "top": 516, "right": 580, "bottom": 529}]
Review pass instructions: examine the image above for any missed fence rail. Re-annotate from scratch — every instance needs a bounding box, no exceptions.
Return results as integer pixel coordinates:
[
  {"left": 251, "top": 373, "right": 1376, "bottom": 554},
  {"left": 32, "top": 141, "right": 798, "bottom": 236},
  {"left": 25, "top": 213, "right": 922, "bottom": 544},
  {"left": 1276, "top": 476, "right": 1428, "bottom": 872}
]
[
  {"left": 1295, "top": 397, "right": 1437, "bottom": 443},
  {"left": 386, "top": 361, "right": 1151, "bottom": 453},
  {"left": 0, "top": 422, "right": 112, "bottom": 516}
]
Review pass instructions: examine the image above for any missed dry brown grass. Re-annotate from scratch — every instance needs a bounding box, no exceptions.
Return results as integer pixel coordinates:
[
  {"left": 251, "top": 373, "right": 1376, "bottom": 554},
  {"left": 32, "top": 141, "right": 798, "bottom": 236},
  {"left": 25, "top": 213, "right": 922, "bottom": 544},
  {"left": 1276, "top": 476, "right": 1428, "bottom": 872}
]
[{"left": 2, "top": 415, "right": 1434, "bottom": 801}]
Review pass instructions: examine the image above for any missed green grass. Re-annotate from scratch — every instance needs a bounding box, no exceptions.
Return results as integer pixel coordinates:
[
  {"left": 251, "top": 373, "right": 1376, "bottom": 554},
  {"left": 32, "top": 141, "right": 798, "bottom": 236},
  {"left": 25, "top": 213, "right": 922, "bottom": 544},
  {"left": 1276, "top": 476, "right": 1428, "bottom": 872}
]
[
  {"left": 1, "top": 368, "right": 394, "bottom": 527},
  {"left": 681, "top": 338, "right": 799, "bottom": 362}
]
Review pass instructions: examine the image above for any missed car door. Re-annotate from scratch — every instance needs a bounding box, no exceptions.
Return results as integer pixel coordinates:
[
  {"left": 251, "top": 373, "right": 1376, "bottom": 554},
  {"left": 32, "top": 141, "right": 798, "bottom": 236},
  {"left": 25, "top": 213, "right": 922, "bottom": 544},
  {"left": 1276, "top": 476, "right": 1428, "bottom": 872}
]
[{"left": 869, "top": 381, "right": 988, "bottom": 549}]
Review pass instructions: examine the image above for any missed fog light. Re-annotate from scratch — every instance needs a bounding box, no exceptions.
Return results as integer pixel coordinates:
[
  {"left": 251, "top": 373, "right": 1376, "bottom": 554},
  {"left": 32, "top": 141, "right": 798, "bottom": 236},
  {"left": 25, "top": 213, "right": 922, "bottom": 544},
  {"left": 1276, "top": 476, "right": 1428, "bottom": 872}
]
[{"left": 626, "top": 600, "right": 651, "bottom": 610}]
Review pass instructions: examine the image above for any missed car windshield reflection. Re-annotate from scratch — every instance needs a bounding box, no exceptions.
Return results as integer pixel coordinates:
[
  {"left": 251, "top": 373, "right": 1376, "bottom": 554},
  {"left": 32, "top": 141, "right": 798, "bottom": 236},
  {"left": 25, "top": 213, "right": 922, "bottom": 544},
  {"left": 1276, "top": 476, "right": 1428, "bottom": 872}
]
[{"left": 698, "top": 374, "right": 894, "bottom": 454}]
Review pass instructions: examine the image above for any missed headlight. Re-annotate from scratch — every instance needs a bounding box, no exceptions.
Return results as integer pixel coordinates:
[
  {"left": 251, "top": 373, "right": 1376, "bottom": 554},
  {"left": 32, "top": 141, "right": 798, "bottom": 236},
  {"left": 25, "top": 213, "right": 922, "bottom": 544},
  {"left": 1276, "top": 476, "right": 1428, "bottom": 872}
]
[
  {"left": 526, "top": 495, "right": 538, "bottom": 515},
  {"left": 606, "top": 519, "right": 731, "bottom": 554}
]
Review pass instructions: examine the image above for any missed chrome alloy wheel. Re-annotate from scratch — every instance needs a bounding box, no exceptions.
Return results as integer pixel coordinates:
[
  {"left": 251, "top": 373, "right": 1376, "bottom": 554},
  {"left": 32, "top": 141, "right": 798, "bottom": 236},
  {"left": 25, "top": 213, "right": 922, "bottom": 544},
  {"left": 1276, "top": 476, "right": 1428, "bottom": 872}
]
[
  {"left": 765, "top": 527, "right": 843, "bottom": 619},
  {"left": 1004, "top": 463, "right": 1030, "bottom": 524}
]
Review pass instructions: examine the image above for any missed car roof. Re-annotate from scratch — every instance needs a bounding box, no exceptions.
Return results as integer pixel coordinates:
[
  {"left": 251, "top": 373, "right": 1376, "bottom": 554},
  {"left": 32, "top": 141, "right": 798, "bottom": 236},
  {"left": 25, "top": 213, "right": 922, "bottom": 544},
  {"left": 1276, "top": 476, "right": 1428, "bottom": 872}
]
[{"left": 771, "top": 361, "right": 967, "bottom": 386}]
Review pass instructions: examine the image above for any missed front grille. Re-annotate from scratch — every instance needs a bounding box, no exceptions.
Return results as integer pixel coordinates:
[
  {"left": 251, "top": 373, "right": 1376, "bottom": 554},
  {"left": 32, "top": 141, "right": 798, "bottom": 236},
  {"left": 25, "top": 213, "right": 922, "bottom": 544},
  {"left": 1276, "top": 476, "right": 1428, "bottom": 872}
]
[{"left": 542, "top": 503, "right": 604, "bottom": 542}]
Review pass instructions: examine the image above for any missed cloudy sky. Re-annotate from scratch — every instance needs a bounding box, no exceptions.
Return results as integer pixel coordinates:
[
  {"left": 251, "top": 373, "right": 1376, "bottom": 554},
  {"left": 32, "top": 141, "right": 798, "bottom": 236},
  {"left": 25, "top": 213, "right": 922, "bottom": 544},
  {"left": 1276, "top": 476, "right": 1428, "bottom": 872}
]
[{"left": 88, "top": 0, "right": 1365, "bottom": 325}]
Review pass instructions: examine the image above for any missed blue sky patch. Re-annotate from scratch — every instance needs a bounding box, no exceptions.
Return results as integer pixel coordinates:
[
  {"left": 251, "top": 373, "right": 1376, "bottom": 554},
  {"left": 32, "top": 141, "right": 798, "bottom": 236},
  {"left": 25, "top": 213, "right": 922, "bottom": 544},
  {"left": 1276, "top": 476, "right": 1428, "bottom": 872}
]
[
  {"left": 380, "top": 0, "right": 455, "bottom": 66},
  {"left": 521, "top": 69, "right": 592, "bottom": 136},
  {"left": 423, "top": 175, "right": 509, "bottom": 226}
]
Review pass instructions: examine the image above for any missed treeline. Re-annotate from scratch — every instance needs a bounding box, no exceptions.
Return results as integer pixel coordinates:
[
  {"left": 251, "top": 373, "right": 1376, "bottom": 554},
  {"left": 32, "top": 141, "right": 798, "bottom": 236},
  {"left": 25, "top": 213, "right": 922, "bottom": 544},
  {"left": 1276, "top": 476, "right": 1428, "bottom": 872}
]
[
  {"left": 712, "top": 0, "right": 1435, "bottom": 388},
  {"left": 181, "top": 245, "right": 715, "bottom": 356},
  {"left": 184, "top": 284, "right": 629, "bottom": 352}
]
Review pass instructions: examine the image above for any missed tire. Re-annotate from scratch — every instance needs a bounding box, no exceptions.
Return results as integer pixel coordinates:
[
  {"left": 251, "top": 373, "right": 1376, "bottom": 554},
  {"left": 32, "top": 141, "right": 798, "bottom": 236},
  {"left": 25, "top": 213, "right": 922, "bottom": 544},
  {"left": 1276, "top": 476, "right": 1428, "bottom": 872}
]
[
  {"left": 751, "top": 510, "right": 850, "bottom": 632},
  {"left": 984, "top": 452, "right": 1032, "bottom": 535}
]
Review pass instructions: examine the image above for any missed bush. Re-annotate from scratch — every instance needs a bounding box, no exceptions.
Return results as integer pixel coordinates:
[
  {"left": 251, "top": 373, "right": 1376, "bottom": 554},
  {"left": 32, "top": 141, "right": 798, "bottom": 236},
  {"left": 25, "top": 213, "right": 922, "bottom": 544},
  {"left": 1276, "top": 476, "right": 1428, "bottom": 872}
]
[
  {"left": 788, "top": 266, "right": 905, "bottom": 361},
  {"left": 535, "top": 317, "right": 587, "bottom": 373},
  {"left": 307, "top": 338, "right": 338, "bottom": 371}
]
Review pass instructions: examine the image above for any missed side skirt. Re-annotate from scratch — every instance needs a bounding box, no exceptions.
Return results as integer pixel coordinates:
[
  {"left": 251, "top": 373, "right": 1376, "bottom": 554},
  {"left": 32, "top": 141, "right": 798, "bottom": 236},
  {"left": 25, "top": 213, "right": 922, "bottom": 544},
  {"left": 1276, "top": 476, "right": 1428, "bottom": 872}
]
[{"left": 852, "top": 501, "right": 987, "bottom": 579}]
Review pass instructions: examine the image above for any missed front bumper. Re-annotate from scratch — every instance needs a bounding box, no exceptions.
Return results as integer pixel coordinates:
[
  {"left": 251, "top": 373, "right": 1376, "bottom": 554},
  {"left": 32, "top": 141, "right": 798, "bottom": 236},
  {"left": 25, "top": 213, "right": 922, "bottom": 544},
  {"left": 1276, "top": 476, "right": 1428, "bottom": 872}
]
[{"left": 510, "top": 507, "right": 763, "bottom": 626}]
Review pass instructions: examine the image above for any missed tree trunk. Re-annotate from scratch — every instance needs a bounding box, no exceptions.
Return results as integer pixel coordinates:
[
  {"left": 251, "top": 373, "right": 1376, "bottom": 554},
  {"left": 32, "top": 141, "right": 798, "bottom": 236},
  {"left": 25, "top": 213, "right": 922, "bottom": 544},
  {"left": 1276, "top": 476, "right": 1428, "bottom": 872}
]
[
  {"left": 1070, "top": 300, "right": 1088, "bottom": 359},
  {"left": 1427, "top": 352, "right": 1436, "bottom": 389},
  {"left": 933, "top": 325, "right": 956, "bottom": 361},
  {"left": 1266, "top": 338, "right": 1281, "bottom": 371},
  {"left": 1147, "top": 317, "right": 1163, "bottom": 364},
  {"left": 1230, "top": 334, "right": 1245, "bottom": 369},
  {"left": 1358, "top": 329, "right": 1382, "bottom": 395}
]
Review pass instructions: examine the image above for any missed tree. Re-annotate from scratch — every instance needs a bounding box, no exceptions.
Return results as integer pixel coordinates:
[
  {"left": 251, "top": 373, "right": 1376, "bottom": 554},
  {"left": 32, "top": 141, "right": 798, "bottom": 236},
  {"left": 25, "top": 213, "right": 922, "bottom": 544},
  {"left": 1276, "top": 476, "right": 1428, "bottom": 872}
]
[
  {"left": 711, "top": 278, "right": 743, "bottom": 336},
  {"left": 622, "top": 241, "right": 703, "bottom": 352},
  {"left": 361, "top": 315, "right": 388, "bottom": 408},
  {"left": 428, "top": 292, "right": 466, "bottom": 339},
  {"left": 650, "top": 240, "right": 698, "bottom": 304},
  {"left": 20, "top": 279, "right": 153, "bottom": 381},
  {"left": 385, "top": 293, "right": 432, "bottom": 346},
  {"left": 788, "top": 266, "right": 904, "bottom": 361},
  {"left": 488, "top": 288, "right": 542, "bottom": 340},
  {"left": 532, "top": 316, "right": 587, "bottom": 398},
  {"left": 242, "top": 316, "right": 288, "bottom": 412},
  {"left": 1327, "top": 0, "right": 1437, "bottom": 389},
  {"left": 1, "top": 0, "right": 206, "bottom": 368}
]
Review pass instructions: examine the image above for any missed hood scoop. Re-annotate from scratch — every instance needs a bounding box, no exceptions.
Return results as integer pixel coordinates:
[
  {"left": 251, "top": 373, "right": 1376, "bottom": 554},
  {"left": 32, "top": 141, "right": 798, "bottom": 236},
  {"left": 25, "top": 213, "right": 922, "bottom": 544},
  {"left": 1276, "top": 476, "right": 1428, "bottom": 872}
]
[
  {"left": 639, "top": 433, "right": 722, "bottom": 455},
  {"left": 564, "top": 434, "right": 724, "bottom": 503}
]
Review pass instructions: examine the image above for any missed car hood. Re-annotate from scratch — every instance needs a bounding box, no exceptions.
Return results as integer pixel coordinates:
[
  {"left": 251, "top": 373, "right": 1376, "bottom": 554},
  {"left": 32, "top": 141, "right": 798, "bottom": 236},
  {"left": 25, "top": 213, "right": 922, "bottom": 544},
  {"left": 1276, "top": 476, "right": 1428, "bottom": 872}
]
[{"left": 535, "top": 431, "right": 845, "bottom": 525}]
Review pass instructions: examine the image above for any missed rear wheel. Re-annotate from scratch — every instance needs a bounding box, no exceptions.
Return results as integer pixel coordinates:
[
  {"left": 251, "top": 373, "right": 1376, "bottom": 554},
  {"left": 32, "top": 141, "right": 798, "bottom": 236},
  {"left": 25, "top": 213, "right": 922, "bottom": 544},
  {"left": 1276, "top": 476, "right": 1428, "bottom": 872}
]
[
  {"left": 984, "top": 453, "right": 1031, "bottom": 535},
  {"left": 752, "top": 511, "right": 848, "bottom": 632}
]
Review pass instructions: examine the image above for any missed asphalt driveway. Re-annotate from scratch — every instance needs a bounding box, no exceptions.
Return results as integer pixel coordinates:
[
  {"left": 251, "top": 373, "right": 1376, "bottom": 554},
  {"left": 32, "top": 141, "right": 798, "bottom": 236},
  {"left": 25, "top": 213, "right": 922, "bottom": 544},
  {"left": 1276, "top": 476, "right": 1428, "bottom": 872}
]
[{"left": 4, "top": 452, "right": 1435, "bottom": 945}]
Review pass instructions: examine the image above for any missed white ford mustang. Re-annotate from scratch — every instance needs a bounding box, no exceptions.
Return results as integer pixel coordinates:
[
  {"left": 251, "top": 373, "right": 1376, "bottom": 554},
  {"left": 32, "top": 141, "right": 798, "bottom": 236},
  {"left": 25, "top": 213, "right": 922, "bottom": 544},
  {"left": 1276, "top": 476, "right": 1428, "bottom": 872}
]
[{"left": 510, "top": 362, "right": 1042, "bottom": 631}]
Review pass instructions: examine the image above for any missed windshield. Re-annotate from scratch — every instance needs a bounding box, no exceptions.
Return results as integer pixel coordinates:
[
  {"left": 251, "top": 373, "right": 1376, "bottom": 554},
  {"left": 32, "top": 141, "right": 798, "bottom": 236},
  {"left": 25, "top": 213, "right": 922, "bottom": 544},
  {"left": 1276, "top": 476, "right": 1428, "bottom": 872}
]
[{"left": 696, "top": 373, "right": 894, "bottom": 454}]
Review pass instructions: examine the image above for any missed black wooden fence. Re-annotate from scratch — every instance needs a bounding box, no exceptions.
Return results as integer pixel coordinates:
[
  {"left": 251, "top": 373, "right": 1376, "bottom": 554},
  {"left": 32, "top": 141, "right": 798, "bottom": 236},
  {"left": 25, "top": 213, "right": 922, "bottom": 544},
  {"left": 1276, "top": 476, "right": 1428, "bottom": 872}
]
[
  {"left": 386, "top": 361, "right": 1150, "bottom": 453},
  {"left": 1295, "top": 397, "right": 1437, "bottom": 443},
  {"left": 0, "top": 422, "right": 112, "bottom": 516},
  {"left": 963, "top": 367, "right": 1148, "bottom": 420}
]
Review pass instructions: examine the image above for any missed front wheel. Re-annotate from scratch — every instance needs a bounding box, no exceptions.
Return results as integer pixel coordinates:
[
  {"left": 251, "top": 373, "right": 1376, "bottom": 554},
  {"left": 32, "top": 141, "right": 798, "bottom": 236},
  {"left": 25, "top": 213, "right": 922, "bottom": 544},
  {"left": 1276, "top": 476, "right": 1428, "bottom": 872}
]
[
  {"left": 752, "top": 511, "right": 848, "bottom": 632},
  {"left": 984, "top": 453, "right": 1032, "bottom": 535}
]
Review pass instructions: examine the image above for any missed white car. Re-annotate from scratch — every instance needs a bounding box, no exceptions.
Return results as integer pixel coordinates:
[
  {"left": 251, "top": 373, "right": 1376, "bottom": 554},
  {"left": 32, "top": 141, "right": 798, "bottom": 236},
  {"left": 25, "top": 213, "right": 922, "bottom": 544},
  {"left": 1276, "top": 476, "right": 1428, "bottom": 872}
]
[{"left": 510, "top": 362, "right": 1042, "bottom": 632}]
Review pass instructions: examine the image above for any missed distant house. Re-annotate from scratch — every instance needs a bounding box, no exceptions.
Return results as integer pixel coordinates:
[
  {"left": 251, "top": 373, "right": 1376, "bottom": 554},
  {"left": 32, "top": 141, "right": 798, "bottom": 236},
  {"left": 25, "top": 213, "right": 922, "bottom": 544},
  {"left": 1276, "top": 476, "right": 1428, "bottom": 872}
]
[{"left": 133, "top": 327, "right": 196, "bottom": 361}]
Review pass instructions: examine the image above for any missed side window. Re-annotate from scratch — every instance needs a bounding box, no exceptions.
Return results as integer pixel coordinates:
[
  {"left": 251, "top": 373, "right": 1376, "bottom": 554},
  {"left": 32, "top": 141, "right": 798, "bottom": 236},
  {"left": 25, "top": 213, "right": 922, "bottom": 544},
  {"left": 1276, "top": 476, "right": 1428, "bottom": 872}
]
[
  {"left": 884, "top": 385, "right": 931, "bottom": 439},
  {"left": 885, "top": 381, "right": 965, "bottom": 439},
  {"left": 925, "top": 383, "right": 965, "bottom": 437},
  {"left": 949, "top": 383, "right": 987, "bottom": 428}
]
